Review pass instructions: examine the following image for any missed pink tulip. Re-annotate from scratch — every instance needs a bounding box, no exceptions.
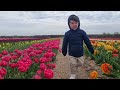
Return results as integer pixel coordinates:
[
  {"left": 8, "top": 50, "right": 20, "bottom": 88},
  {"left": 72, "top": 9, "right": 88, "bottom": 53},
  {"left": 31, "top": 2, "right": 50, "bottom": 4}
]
[
  {"left": 0, "top": 68, "right": 7, "bottom": 77},
  {"left": 34, "top": 75, "right": 42, "bottom": 79},
  {"left": 40, "top": 63, "right": 47, "bottom": 71},
  {"left": 44, "top": 69, "right": 54, "bottom": 79},
  {"left": 1, "top": 50, "right": 8, "bottom": 55}
]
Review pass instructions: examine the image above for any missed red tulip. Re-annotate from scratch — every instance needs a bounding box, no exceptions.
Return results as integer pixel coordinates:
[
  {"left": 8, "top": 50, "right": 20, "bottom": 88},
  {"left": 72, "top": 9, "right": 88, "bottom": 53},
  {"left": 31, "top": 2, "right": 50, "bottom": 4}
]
[
  {"left": 34, "top": 75, "right": 42, "bottom": 79},
  {"left": 18, "top": 65, "right": 29, "bottom": 72},
  {"left": 112, "top": 50, "right": 119, "bottom": 54},
  {"left": 40, "top": 63, "right": 47, "bottom": 71},
  {"left": 0, "top": 60, "right": 8, "bottom": 67},
  {"left": 1, "top": 50, "right": 8, "bottom": 55},
  {"left": 40, "top": 57, "right": 47, "bottom": 63},
  {"left": 112, "top": 54, "right": 119, "bottom": 57},
  {"left": 0, "top": 68, "right": 7, "bottom": 77},
  {"left": 9, "top": 63, "right": 18, "bottom": 68},
  {"left": 29, "top": 52, "right": 36, "bottom": 57},
  {"left": 44, "top": 69, "right": 54, "bottom": 79},
  {"left": 34, "top": 58, "right": 39, "bottom": 63},
  {"left": 0, "top": 54, "right": 2, "bottom": 58},
  {"left": 0, "top": 75, "right": 4, "bottom": 79},
  {"left": 2, "top": 56, "right": 12, "bottom": 62},
  {"left": 36, "top": 70, "right": 42, "bottom": 75}
]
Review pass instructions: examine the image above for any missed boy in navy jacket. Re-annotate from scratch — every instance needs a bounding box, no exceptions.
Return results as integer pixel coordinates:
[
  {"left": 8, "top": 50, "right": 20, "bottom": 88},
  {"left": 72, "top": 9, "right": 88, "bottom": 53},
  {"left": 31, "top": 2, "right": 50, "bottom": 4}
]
[{"left": 62, "top": 14, "right": 94, "bottom": 79}]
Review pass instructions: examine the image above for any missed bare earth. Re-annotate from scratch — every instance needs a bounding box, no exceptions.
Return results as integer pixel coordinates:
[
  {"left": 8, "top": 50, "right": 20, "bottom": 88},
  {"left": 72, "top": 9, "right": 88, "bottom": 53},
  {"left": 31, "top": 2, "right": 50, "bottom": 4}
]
[{"left": 53, "top": 38, "right": 110, "bottom": 79}]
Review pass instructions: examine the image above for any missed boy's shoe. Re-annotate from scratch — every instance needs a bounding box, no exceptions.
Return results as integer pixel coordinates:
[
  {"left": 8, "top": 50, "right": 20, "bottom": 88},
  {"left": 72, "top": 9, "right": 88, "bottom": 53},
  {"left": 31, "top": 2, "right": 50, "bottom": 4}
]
[{"left": 69, "top": 74, "right": 76, "bottom": 79}]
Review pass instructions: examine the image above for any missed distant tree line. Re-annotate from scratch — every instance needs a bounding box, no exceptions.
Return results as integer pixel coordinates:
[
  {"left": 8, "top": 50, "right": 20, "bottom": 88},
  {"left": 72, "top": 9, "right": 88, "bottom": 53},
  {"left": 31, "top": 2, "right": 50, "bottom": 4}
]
[
  {"left": 0, "top": 35, "right": 63, "bottom": 38},
  {"left": 88, "top": 32, "right": 120, "bottom": 38},
  {"left": 0, "top": 32, "right": 120, "bottom": 38}
]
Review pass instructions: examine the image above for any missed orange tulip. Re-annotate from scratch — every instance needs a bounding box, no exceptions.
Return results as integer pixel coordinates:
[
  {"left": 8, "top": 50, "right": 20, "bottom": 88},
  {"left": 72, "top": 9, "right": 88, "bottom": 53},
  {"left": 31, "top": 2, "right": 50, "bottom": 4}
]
[
  {"left": 101, "top": 63, "right": 112, "bottom": 74},
  {"left": 90, "top": 71, "right": 98, "bottom": 79},
  {"left": 91, "top": 40, "right": 96, "bottom": 44}
]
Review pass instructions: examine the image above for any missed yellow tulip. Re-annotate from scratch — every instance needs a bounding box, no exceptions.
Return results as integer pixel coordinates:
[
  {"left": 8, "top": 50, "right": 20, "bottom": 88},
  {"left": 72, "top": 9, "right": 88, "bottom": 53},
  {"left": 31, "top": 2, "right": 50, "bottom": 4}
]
[{"left": 94, "top": 50, "right": 99, "bottom": 55}]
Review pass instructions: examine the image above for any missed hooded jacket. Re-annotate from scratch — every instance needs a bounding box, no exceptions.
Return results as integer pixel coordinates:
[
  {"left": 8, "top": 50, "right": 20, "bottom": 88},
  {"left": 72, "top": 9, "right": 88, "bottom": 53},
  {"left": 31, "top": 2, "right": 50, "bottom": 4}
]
[{"left": 62, "top": 15, "right": 94, "bottom": 57}]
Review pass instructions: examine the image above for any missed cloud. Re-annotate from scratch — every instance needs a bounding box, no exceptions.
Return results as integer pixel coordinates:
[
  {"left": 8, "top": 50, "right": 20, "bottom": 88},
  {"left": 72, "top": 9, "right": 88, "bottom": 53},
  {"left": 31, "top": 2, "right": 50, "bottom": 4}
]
[
  {"left": 81, "top": 23, "right": 120, "bottom": 34},
  {"left": 0, "top": 11, "right": 120, "bottom": 35}
]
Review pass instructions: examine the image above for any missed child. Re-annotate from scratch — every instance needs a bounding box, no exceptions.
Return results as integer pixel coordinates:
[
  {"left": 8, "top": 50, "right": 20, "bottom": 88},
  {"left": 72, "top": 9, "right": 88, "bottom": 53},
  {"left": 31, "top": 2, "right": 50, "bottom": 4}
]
[{"left": 62, "top": 14, "right": 94, "bottom": 79}]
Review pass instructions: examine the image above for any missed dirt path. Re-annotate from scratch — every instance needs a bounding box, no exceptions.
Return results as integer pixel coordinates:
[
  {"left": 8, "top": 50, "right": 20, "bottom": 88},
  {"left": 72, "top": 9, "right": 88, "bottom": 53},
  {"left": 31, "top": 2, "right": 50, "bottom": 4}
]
[{"left": 53, "top": 38, "right": 109, "bottom": 79}]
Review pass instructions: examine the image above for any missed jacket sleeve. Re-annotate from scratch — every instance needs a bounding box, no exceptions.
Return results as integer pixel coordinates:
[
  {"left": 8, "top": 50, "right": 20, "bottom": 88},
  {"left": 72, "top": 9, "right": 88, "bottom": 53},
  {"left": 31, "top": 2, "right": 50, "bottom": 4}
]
[
  {"left": 62, "top": 32, "right": 69, "bottom": 56},
  {"left": 83, "top": 31, "right": 94, "bottom": 54}
]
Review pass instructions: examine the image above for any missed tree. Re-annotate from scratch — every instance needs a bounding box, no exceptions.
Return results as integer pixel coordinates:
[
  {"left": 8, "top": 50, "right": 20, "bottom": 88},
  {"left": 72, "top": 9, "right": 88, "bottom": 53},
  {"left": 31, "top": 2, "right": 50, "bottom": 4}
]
[{"left": 114, "top": 32, "right": 119, "bottom": 38}]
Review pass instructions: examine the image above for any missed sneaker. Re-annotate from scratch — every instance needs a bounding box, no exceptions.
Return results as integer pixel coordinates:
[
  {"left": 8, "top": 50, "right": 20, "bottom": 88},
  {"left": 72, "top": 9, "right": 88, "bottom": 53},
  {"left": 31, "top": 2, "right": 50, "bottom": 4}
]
[{"left": 69, "top": 74, "right": 76, "bottom": 79}]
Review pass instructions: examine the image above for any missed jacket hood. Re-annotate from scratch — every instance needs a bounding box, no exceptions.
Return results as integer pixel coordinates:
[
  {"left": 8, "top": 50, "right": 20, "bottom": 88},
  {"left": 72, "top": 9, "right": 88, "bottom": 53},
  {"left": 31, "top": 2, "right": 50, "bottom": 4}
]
[{"left": 68, "top": 14, "right": 80, "bottom": 30}]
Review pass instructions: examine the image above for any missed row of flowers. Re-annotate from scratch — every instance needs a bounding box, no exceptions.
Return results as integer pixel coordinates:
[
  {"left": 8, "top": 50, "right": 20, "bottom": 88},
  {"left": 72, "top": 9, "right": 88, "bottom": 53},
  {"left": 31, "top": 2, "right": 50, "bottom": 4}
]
[
  {"left": 0, "top": 38, "right": 60, "bottom": 79},
  {"left": 84, "top": 40, "right": 120, "bottom": 79},
  {"left": 0, "top": 38, "right": 46, "bottom": 42}
]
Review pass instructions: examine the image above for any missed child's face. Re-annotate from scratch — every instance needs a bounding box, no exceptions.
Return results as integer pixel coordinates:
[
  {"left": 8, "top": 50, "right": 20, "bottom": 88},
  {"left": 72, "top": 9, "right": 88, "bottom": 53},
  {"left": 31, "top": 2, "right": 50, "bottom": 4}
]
[{"left": 69, "top": 20, "right": 79, "bottom": 30}]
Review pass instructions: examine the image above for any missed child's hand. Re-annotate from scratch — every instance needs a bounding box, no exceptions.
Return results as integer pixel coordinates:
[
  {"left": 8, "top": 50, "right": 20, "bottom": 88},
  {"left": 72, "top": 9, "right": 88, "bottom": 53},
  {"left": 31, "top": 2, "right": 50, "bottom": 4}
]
[{"left": 59, "top": 48, "right": 62, "bottom": 52}]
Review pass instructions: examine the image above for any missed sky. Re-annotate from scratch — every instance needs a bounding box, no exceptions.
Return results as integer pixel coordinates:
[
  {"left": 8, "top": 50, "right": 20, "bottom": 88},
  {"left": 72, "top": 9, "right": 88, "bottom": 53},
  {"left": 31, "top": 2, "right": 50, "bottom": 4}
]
[{"left": 0, "top": 11, "right": 120, "bottom": 36}]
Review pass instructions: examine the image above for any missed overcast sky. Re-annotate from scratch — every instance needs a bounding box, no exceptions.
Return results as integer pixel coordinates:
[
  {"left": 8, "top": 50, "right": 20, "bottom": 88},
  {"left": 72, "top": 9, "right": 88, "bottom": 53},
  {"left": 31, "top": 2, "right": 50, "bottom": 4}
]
[{"left": 0, "top": 11, "right": 120, "bottom": 36}]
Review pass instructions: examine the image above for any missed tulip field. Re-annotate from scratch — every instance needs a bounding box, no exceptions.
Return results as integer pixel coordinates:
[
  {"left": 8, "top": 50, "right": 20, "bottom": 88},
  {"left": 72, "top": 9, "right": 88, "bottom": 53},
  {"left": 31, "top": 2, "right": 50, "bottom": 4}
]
[
  {"left": 1, "top": 37, "right": 120, "bottom": 79},
  {"left": 0, "top": 38, "right": 42, "bottom": 42},
  {"left": 84, "top": 38, "right": 120, "bottom": 79},
  {"left": 0, "top": 38, "right": 60, "bottom": 79}
]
